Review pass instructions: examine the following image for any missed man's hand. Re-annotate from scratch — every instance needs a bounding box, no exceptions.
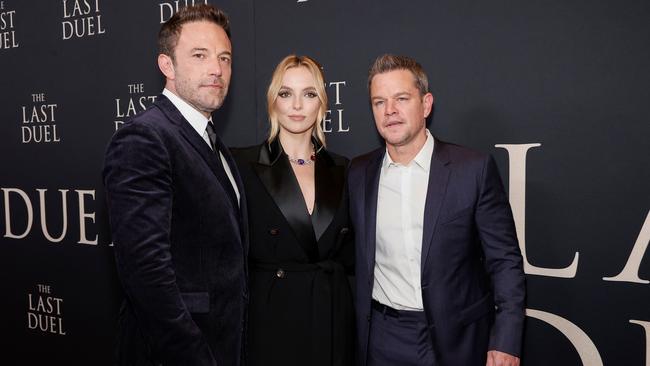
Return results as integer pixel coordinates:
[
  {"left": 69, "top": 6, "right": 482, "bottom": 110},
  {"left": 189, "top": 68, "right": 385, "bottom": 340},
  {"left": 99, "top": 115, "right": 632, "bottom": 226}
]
[{"left": 486, "top": 350, "right": 520, "bottom": 366}]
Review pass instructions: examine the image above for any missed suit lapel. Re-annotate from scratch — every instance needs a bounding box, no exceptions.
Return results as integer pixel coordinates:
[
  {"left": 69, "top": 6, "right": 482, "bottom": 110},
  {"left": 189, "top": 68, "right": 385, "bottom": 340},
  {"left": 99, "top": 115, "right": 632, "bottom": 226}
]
[
  {"left": 420, "top": 139, "right": 451, "bottom": 272},
  {"left": 219, "top": 141, "right": 249, "bottom": 255},
  {"left": 364, "top": 149, "right": 384, "bottom": 276},
  {"left": 311, "top": 150, "right": 344, "bottom": 243},
  {"left": 253, "top": 142, "right": 319, "bottom": 262},
  {"left": 155, "top": 95, "right": 239, "bottom": 213}
]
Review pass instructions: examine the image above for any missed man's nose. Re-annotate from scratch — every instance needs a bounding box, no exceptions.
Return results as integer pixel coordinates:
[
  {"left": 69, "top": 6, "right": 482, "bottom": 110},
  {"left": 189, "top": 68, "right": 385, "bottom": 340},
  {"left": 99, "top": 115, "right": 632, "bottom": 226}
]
[
  {"left": 384, "top": 100, "right": 396, "bottom": 115},
  {"left": 209, "top": 57, "right": 223, "bottom": 77}
]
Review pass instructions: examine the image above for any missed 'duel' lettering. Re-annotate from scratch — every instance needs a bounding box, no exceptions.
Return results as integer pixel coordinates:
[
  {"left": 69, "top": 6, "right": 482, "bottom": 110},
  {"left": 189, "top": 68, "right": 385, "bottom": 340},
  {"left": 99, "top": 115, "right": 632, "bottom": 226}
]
[
  {"left": 159, "top": 0, "right": 207, "bottom": 23},
  {"left": 62, "top": 15, "right": 105, "bottom": 40},
  {"left": 1, "top": 188, "right": 97, "bottom": 244},
  {"left": 27, "top": 313, "right": 66, "bottom": 335},
  {"left": 21, "top": 125, "right": 61, "bottom": 144}
]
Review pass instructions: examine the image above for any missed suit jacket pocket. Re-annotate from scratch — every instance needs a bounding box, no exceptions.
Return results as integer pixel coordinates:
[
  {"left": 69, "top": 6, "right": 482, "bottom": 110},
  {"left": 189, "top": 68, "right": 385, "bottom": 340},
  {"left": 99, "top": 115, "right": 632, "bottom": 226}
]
[
  {"left": 458, "top": 292, "right": 494, "bottom": 326},
  {"left": 440, "top": 206, "right": 473, "bottom": 225},
  {"left": 181, "top": 292, "right": 210, "bottom": 314}
]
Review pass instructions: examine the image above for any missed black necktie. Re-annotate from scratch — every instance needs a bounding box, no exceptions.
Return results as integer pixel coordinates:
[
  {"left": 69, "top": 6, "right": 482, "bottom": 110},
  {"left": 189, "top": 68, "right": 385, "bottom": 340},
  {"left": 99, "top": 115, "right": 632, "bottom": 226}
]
[{"left": 206, "top": 121, "right": 239, "bottom": 210}]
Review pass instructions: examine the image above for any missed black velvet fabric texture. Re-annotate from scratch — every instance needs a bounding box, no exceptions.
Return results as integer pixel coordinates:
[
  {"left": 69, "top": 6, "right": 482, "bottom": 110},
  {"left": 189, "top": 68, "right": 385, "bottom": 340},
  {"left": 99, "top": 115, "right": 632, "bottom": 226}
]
[{"left": 104, "top": 95, "right": 249, "bottom": 366}]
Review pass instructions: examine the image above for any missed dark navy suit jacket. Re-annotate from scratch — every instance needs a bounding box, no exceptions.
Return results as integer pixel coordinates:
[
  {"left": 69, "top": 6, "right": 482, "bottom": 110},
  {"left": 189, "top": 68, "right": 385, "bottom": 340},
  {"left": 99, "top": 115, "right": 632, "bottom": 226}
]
[
  {"left": 103, "top": 95, "right": 248, "bottom": 366},
  {"left": 349, "top": 135, "right": 525, "bottom": 366}
]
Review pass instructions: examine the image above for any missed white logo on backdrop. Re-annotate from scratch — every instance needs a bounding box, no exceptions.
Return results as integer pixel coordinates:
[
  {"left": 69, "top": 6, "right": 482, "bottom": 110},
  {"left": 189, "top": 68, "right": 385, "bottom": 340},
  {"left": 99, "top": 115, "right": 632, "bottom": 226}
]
[
  {"left": 323, "top": 81, "right": 350, "bottom": 133},
  {"left": 21, "top": 93, "right": 61, "bottom": 144},
  {"left": 159, "top": 0, "right": 208, "bottom": 23},
  {"left": 114, "top": 83, "right": 158, "bottom": 131},
  {"left": 2, "top": 188, "right": 98, "bottom": 245},
  {"left": 496, "top": 143, "right": 579, "bottom": 278},
  {"left": 0, "top": 1, "right": 19, "bottom": 49},
  {"left": 498, "top": 142, "right": 649, "bottom": 365},
  {"left": 497, "top": 143, "right": 648, "bottom": 282},
  {"left": 62, "top": 0, "right": 106, "bottom": 40},
  {"left": 526, "top": 309, "right": 602, "bottom": 366},
  {"left": 603, "top": 211, "right": 650, "bottom": 284},
  {"left": 28, "top": 284, "right": 66, "bottom": 335}
]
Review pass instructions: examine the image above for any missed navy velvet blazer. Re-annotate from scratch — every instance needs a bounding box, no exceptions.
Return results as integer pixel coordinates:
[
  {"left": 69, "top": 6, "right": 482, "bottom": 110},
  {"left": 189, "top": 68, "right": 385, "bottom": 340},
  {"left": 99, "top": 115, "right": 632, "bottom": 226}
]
[
  {"left": 349, "top": 135, "right": 525, "bottom": 366},
  {"left": 103, "top": 95, "right": 248, "bottom": 366}
]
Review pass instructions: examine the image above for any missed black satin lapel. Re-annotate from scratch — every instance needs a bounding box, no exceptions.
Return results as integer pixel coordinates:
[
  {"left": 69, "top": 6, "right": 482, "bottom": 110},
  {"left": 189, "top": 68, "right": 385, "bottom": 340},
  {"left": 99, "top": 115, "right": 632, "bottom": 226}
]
[
  {"left": 364, "top": 150, "right": 384, "bottom": 276},
  {"left": 253, "top": 157, "right": 319, "bottom": 261},
  {"left": 420, "top": 142, "right": 451, "bottom": 272},
  {"left": 311, "top": 152, "right": 344, "bottom": 243}
]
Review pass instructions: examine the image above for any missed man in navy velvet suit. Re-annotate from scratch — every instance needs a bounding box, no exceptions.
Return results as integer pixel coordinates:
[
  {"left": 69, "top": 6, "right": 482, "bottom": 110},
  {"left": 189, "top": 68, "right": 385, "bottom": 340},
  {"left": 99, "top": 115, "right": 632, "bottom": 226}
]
[
  {"left": 103, "top": 5, "right": 247, "bottom": 366},
  {"left": 349, "top": 54, "right": 525, "bottom": 366}
]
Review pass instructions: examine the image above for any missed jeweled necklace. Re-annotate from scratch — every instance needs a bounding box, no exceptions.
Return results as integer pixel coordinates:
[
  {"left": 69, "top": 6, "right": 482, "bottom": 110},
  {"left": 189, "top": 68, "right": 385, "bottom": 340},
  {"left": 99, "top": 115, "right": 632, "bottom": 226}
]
[{"left": 288, "top": 148, "right": 316, "bottom": 166}]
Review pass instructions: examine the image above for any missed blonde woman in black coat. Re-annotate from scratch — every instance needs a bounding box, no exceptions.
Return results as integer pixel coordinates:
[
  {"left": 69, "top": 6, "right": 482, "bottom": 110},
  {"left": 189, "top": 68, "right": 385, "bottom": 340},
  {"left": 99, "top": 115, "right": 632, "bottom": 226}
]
[{"left": 233, "top": 55, "right": 354, "bottom": 366}]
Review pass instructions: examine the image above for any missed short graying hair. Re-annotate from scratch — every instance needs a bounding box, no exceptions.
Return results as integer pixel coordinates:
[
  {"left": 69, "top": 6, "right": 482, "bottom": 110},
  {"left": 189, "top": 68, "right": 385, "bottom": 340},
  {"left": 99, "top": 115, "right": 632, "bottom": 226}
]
[{"left": 368, "top": 54, "right": 429, "bottom": 96}]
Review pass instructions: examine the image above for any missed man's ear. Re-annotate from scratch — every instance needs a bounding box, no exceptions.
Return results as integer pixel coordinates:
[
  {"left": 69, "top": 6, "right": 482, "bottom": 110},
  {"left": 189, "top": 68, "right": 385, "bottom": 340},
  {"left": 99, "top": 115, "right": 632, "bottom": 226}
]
[
  {"left": 423, "top": 92, "right": 435, "bottom": 118},
  {"left": 158, "top": 54, "right": 175, "bottom": 80}
]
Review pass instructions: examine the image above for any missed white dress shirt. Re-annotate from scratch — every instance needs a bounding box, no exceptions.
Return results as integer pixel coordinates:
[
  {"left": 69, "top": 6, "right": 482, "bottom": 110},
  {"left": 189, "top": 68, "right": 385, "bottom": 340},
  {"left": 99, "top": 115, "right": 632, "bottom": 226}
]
[
  {"left": 162, "top": 88, "right": 240, "bottom": 205},
  {"left": 372, "top": 129, "right": 434, "bottom": 311}
]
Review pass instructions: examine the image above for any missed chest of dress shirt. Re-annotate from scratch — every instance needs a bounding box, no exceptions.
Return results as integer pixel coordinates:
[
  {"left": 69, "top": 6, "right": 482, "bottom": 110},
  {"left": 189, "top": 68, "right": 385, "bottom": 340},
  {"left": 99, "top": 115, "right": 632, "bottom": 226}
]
[{"left": 373, "top": 131, "right": 434, "bottom": 311}]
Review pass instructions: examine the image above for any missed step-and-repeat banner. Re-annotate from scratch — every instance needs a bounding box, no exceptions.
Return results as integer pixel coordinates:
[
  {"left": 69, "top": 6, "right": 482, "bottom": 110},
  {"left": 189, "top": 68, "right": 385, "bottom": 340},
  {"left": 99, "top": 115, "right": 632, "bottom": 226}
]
[{"left": 1, "top": 0, "right": 648, "bottom": 364}]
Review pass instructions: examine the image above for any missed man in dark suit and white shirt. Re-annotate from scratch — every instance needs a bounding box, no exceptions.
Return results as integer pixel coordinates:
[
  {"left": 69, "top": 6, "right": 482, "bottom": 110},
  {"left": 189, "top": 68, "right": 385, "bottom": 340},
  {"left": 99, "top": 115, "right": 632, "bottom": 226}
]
[
  {"left": 348, "top": 54, "right": 525, "bottom": 366},
  {"left": 103, "top": 5, "right": 247, "bottom": 366}
]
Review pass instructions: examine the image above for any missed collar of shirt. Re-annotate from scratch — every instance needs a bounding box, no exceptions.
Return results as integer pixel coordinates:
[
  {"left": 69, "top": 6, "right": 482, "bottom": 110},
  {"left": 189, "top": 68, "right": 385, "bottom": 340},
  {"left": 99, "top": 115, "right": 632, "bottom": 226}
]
[
  {"left": 162, "top": 88, "right": 211, "bottom": 137},
  {"left": 382, "top": 129, "right": 435, "bottom": 171}
]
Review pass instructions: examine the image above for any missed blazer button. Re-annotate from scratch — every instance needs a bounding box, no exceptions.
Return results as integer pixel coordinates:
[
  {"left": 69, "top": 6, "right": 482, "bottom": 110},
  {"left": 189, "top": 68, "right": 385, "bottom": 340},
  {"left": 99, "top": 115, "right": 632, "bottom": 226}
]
[
  {"left": 276, "top": 269, "right": 286, "bottom": 278},
  {"left": 269, "top": 228, "right": 280, "bottom": 235},
  {"left": 366, "top": 314, "right": 371, "bottom": 321}
]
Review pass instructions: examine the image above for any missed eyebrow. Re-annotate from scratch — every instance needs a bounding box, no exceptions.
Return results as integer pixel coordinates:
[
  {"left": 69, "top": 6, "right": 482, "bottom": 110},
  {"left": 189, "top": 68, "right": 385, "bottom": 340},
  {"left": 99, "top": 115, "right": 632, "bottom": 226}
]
[
  {"left": 189, "top": 48, "right": 232, "bottom": 57},
  {"left": 393, "top": 91, "right": 412, "bottom": 98},
  {"left": 279, "top": 85, "right": 317, "bottom": 91},
  {"left": 371, "top": 91, "right": 412, "bottom": 101}
]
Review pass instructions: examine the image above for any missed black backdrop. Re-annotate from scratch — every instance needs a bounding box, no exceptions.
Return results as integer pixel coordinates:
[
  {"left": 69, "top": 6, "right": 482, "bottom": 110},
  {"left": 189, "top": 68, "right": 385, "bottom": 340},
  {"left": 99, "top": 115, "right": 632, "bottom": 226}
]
[{"left": 1, "top": 0, "right": 648, "bottom": 364}]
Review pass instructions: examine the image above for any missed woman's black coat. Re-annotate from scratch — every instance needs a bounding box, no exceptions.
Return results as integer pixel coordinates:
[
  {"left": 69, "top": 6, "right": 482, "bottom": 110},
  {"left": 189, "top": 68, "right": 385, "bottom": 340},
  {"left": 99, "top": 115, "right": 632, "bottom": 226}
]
[{"left": 232, "top": 140, "right": 354, "bottom": 366}]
